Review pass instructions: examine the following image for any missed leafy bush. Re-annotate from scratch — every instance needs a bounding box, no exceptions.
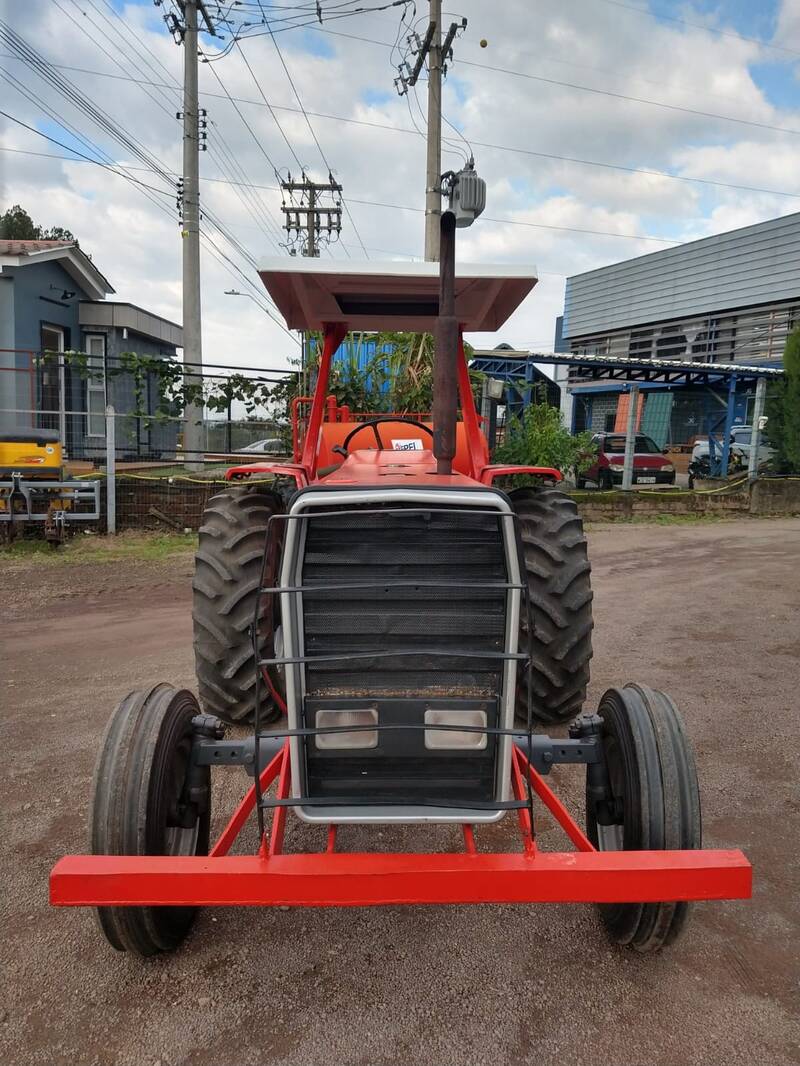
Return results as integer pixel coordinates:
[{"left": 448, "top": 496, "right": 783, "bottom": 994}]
[
  {"left": 766, "top": 326, "right": 800, "bottom": 473},
  {"left": 494, "top": 399, "right": 596, "bottom": 477}
]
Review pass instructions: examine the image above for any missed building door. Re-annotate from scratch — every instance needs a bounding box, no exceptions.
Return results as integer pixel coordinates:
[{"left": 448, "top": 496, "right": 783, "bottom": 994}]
[{"left": 40, "top": 325, "right": 66, "bottom": 446}]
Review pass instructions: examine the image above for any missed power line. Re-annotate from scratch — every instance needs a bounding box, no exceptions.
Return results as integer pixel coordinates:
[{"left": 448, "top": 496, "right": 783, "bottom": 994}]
[
  {"left": 232, "top": 38, "right": 304, "bottom": 170},
  {"left": 261, "top": 23, "right": 369, "bottom": 257},
  {"left": 70, "top": 0, "right": 281, "bottom": 252},
  {"left": 317, "top": 25, "right": 800, "bottom": 139},
  {"left": 2, "top": 132, "right": 681, "bottom": 245},
  {"left": 1, "top": 24, "right": 290, "bottom": 324},
  {"left": 203, "top": 57, "right": 282, "bottom": 178},
  {"left": 11, "top": 53, "right": 799, "bottom": 202},
  {"left": 590, "top": 0, "right": 800, "bottom": 59},
  {"left": 0, "top": 101, "right": 294, "bottom": 329},
  {"left": 68, "top": 0, "right": 287, "bottom": 260},
  {"left": 0, "top": 17, "right": 177, "bottom": 189},
  {"left": 0, "top": 107, "right": 176, "bottom": 196},
  {"left": 457, "top": 56, "right": 800, "bottom": 140}
]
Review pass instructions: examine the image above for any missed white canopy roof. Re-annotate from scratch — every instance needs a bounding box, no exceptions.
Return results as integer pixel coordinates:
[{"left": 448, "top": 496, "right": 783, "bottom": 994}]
[{"left": 257, "top": 258, "right": 538, "bottom": 332}]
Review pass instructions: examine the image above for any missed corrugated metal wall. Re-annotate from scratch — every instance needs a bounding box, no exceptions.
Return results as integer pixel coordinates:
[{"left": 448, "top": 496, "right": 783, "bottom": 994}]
[
  {"left": 613, "top": 392, "right": 643, "bottom": 433},
  {"left": 563, "top": 212, "right": 800, "bottom": 338},
  {"left": 641, "top": 392, "right": 673, "bottom": 449}
]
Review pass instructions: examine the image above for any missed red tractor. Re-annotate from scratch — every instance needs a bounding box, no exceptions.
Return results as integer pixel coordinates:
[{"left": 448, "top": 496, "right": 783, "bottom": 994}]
[{"left": 51, "top": 211, "right": 750, "bottom": 957}]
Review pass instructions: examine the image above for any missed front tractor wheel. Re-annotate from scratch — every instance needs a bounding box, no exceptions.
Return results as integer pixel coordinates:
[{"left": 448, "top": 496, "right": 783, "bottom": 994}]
[
  {"left": 192, "top": 486, "right": 283, "bottom": 725},
  {"left": 511, "top": 487, "right": 593, "bottom": 725},
  {"left": 587, "top": 684, "right": 702, "bottom": 952},
  {"left": 91, "top": 685, "right": 211, "bottom": 956}
]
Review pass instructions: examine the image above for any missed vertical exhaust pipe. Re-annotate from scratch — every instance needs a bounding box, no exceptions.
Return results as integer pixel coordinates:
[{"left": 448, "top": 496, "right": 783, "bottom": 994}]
[{"left": 433, "top": 210, "right": 458, "bottom": 475}]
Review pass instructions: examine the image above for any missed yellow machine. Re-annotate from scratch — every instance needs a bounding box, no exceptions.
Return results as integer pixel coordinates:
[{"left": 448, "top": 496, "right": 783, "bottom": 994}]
[
  {"left": 0, "top": 429, "right": 63, "bottom": 479},
  {"left": 0, "top": 429, "right": 99, "bottom": 544}
]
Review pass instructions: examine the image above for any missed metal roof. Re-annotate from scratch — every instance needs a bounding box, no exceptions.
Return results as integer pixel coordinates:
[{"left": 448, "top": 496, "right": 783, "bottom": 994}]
[
  {"left": 257, "top": 258, "right": 538, "bottom": 332},
  {"left": 469, "top": 349, "right": 785, "bottom": 387},
  {"left": 79, "top": 302, "right": 183, "bottom": 347},
  {"left": 563, "top": 212, "right": 800, "bottom": 339}
]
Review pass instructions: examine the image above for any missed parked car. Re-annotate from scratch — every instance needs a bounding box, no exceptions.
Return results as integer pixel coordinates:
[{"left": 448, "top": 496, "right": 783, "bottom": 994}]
[
  {"left": 690, "top": 425, "right": 773, "bottom": 469},
  {"left": 238, "top": 438, "right": 286, "bottom": 456},
  {"left": 577, "top": 433, "right": 675, "bottom": 489}
]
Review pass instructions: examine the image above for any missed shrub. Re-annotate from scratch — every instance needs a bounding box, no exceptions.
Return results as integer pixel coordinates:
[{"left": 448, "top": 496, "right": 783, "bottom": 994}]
[
  {"left": 766, "top": 326, "right": 800, "bottom": 473},
  {"left": 494, "top": 400, "right": 595, "bottom": 476}
]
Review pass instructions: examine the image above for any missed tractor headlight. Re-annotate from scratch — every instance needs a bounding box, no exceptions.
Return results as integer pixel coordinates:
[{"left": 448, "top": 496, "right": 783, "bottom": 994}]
[
  {"left": 424, "top": 708, "right": 487, "bottom": 750},
  {"left": 315, "top": 708, "right": 379, "bottom": 749}
]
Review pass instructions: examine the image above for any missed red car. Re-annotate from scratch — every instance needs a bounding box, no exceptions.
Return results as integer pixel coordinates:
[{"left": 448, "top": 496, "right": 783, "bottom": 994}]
[{"left": 578, "top": 432, "right": 675, "bottom": 489}]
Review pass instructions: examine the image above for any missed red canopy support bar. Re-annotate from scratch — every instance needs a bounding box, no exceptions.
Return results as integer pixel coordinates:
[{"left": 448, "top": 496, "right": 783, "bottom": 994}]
[{"left": 300, "top": 323, "right": 347, "bottom": 476}]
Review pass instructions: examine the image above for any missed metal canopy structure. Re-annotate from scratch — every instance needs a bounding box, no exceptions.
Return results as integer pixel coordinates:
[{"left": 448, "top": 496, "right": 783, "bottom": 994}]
[
  {"left": 470, "top": 349, "right": 785, "bottom": 483},
  {"left": 257, "top": 259, "right": 538, "bottom": 333},
  {"left": 470, "top": 349, "right": 785, "bottom": 387}
]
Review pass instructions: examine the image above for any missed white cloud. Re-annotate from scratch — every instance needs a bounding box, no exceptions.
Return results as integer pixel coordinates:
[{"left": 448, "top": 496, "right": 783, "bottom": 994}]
[
  {"left": 775, "top": 0, "right": 800, "bottom": 50},
  {"left": 2, "top": 0, "right": 799, "bottom": 367}
]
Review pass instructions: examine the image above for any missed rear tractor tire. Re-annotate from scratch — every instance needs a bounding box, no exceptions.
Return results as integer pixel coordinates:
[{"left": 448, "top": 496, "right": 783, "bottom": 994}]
[
  {"left": 587, "top": 683, "right": 702, "bottom": 953},
  {"left": 192, "top": 486, "right": 284, "bottom": 725},
  {"left": 511, "top": 487, "right": 593, "bottom": 725},
  {"left": 91, "top": 684, "right": 210, "bottom": 956}
]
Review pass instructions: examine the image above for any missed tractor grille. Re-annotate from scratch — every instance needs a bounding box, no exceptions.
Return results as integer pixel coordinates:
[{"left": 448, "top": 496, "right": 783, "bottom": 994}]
[
  {"left": 268, "top": 493, "right": 521, "bottom": 821},
  {"left": 300, "top": 507, "right": 508, "bottom": 699}
]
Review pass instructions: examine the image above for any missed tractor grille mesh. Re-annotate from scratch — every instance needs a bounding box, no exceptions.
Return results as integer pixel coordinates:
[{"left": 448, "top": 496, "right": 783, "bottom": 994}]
[{"left": 300, "top": 507, "right": 508, "bottom": 699}]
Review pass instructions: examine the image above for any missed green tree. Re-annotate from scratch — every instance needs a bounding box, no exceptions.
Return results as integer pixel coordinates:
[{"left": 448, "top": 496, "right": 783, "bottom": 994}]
[
  {"left": 766, "top": 326, "right": 800, "bottom": 473},
  {"left": 0, "top": 204, "right": 38, "bottom": 239},
  {"left": 494, "top": 396, "right": 596, "bottom": 478},
  {"left": 269, "top": 330, "right": 480, "bottom": 419},
  {"left": 0, "top": 204, "right": 75, "bottom": 242}
]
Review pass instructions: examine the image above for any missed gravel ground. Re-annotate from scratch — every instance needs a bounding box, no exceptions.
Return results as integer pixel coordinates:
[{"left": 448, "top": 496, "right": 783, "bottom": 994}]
[{"left": 1, "top": 518, "right": 799, "bottom": 1066}]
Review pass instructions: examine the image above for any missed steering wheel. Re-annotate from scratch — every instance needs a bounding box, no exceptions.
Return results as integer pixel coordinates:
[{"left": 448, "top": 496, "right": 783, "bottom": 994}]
[{"left": 333, "top": 417, "right": 434, "bottom": 458}]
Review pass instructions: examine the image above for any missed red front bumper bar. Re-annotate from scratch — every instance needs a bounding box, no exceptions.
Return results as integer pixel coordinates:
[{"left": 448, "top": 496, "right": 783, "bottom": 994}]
[
  {"left": 51, "top": 850, "right": 750, "bottom": 908},
  {"left": 51, "top": 742, "right": 751, "bottom": 909}
]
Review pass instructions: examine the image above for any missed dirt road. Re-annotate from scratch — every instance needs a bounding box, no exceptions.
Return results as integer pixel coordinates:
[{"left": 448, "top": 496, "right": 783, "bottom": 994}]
[{"left": 2, "top": 520, "right": 799, "bottom": 1066}]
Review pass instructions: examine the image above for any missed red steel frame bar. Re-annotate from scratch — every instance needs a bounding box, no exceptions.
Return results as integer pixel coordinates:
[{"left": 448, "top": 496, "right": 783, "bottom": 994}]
[
  {"left": 513, "top": 745, "right": 596, "bottom": 854},
  {"left": 51, "top": 741, "right": 751, "bottom": 908},
  {"left": 300, "top": 324, "right": 347, "bottom": 476},
  {"left": 266, "top": 742, "right": 292, "bottom": 857},
  {"left": 510, "top": 747, "right": 535, "bottom": 855},
  {"left": 294, "top": 325, "right": 492, "bottom": 482},
  {"left": 50, "top": 851, "right": 751, "bottom": 907},
  {"left": 209, "top": 747, "right": 285, "bottom": 858},
  {"left": 456, "top": 331, "right": 489, "bottom": 477}
]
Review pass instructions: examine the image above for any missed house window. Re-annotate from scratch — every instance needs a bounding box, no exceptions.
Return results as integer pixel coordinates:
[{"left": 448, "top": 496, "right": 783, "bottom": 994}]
[{"left": 85, "top": 334, "right": 106, "bottom": 438}]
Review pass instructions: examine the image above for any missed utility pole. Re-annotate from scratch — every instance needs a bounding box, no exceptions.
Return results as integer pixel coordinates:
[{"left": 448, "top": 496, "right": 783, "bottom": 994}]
[
  {"left": 280, "top": 172, "right": 342, "bottom": 396},
  {"left": 306, "top": 183, "right": 317, "bottom": 259},
  {"left": 621, "top": 384, "right": 640, "bottom": 491},
  {"left": 182, "top": 0, "right": 203, "bottom": 468},
  {"left": 160, "top": 0, "right": 215, "bottom": 469},
  {"left": 280, "top": 172, "right": 342, "bottom": 257},
  {"left": 393, "top": 7, "right": 467, "bottom": 262},
  {"left": 424, "top": 0, "right": 442, "bottom": 262}
]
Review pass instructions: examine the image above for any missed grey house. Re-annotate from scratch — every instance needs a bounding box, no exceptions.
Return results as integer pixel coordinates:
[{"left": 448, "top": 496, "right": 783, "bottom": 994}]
[
  {"left": 557, "top": 212, "right": 800, "bottom": 444},
  {"left": 0, "top": 239, "right": 183, "bottom": 459}
]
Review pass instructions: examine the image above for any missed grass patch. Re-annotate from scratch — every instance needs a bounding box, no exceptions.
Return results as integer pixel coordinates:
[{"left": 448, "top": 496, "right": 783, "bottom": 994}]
[
  {"left": 0, "top": 530, "right": 198, "bottom": 566},
  {"left": 584, "top": 512, "right": 737, "bottom": 529}
]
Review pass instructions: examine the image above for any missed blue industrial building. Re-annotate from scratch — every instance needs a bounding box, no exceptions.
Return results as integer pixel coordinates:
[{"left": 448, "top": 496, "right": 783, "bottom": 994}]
[{"left": 557, "top": 212, "right": 800, "bottom": 446}]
